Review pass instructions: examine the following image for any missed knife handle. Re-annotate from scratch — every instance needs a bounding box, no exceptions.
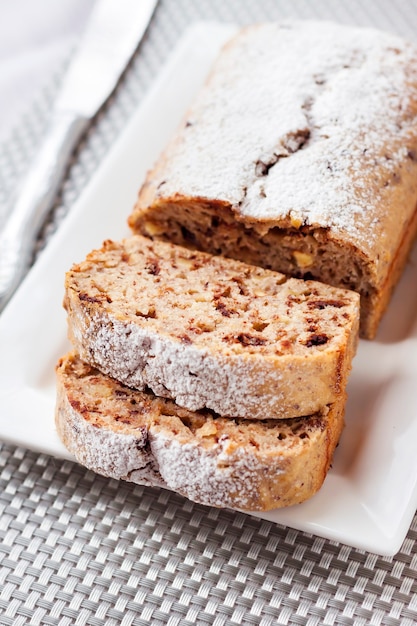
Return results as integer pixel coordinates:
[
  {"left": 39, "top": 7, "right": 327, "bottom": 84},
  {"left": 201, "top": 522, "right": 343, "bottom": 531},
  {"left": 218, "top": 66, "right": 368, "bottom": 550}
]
[{"left": 0, "top": 111, "right": 89, "bottom": 312}]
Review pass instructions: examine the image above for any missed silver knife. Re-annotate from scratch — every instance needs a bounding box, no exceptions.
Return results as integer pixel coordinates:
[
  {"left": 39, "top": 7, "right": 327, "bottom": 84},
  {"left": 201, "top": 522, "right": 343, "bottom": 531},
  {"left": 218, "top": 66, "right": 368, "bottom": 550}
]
[{"left": 0, "top": 0, "right": 158, "bottom": 312}]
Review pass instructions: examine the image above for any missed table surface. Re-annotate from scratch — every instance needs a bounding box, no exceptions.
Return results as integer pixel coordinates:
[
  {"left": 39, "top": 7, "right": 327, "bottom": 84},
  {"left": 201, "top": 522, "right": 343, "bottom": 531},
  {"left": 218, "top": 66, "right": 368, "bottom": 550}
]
[{"left": 2, "top": 1, "right": 417, "bottom": 624}]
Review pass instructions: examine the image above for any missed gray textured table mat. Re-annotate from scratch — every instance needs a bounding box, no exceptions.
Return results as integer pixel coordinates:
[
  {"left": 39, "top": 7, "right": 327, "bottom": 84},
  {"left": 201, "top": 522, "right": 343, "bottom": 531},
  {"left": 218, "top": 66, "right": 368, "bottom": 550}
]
[{"left": 2, "top": 0, "right": 417, "bottom": 624}]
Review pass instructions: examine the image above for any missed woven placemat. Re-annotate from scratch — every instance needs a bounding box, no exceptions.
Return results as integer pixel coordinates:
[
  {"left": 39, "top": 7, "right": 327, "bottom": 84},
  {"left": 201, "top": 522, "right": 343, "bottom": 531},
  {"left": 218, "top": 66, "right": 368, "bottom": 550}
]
[
  {"left": 1, "top": 447, "right": 417, "bottom": 625},
  {"left": 2, "top": 0, "right": 417, "bottom": 624}
]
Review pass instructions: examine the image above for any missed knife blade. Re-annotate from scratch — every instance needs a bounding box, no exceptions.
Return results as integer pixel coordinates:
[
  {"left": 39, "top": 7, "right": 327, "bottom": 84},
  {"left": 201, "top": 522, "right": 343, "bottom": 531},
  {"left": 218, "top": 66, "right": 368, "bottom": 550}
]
[{"left": 0, "top": 0, "right": 158, "bottom": 312}]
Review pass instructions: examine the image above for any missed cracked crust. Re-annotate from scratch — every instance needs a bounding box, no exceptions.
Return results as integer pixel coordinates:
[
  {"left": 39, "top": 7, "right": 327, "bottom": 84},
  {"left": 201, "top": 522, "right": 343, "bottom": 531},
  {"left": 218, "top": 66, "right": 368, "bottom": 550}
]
[
  {"left": 129, "top": 21, "right": 417, "bottom": 338},
  {"left": 64, "top": 235, "right": 359, "bottom": 420},
  {"left": 55, "top": 352, "right": 346, "bottom": 511}
]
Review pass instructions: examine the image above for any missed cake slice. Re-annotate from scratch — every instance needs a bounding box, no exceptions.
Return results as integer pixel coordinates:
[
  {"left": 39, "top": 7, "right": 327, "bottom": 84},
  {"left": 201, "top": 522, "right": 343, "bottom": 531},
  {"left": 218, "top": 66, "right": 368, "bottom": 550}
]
[
  {"left": 129, "top": 21, "right": 417, "bottom": 339},
  {"left": 64, "top": 235, "right": 359, "bottom": 420},
  {"left": 56, "top": 352, "right": 346, "bottom": 511}
]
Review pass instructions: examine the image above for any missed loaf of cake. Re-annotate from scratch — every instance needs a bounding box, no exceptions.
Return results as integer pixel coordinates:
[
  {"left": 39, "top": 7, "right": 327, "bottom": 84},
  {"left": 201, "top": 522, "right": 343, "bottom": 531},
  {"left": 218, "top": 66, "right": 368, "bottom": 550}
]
[
  {"left": 129, "top": 21, "right": 417, "bottom": 339},
  {"left": 64, "top": 235, "right": 359, "bottom": 421},
  {"left": 56, "top": 352, "right": 346, "bottom": 511}
]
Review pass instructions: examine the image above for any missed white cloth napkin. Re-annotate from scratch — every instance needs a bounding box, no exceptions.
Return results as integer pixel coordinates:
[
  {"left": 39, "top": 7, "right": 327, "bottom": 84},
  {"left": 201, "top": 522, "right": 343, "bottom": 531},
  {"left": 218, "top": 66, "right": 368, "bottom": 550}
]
[{"left": 0, "top": 0, "right": 95, "bottom": 142}]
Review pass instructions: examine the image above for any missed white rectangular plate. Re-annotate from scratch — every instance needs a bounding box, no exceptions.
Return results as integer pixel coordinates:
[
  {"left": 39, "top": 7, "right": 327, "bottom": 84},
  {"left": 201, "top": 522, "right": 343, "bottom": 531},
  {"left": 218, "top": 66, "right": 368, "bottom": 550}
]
[{"left": 1, "top": 23, "right": 417, "bottom": 556}]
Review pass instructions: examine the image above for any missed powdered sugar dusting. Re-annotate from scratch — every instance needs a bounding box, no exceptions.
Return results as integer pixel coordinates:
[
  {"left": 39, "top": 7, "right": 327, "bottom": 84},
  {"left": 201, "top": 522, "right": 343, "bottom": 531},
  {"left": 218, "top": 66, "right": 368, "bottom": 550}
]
[
  {"left": 153, "top": 21, "right": 417, "bottom": 252},
  {"left": 81, "top": 310, "right": 284, "bottom": 418},
  {"left": 67, "top": 297, "right": 353, "bottom": 421},
  {"left": 56, "top": 389, "right": 165, "bottom": 488},
  {"left": 150, "top": 434, "right": 273, "bottom": 510}
]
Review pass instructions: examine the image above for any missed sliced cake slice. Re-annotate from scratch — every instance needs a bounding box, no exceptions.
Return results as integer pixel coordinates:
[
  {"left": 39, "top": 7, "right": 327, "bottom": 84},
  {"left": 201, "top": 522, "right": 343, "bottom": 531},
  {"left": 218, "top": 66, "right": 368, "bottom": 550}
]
[
  {"left": 64, "top": 235, "right": 359, "bottom": 420},
  {"left": 56, "top": 352, "right": 346, "bottom": 511}
]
